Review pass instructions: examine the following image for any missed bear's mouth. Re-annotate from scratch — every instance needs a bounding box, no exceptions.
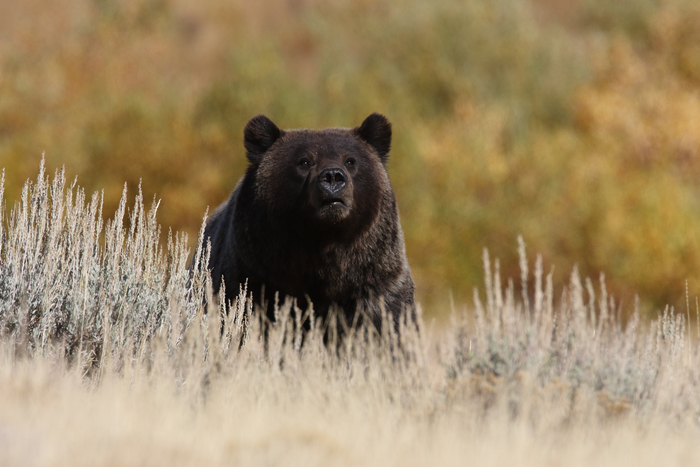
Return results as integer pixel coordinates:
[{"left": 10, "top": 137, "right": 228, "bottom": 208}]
[
  {"left": 316, "top": 197, "right": 351, "bottom": 222},
  {"left": 320, "top": 199, "right": 348, "bottom": 209}
]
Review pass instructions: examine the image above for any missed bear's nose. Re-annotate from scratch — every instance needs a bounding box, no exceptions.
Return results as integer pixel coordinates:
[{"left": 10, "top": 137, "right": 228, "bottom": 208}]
[{"left": 318, "top": 168, "right": 347, "bottom": 195}]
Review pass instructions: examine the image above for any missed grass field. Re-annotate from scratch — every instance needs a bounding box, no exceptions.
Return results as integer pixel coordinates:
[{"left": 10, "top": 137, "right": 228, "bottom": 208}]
[{"left": 1, "top": 164, "right": 699, "bottom": 466}]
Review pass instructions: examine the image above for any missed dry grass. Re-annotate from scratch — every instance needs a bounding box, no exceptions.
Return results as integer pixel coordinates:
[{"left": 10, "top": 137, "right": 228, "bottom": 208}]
[
  {"left": 1, "top": 164, "right": 700, "bottom": 466},
  {"left": 2, "top": 345, "right": 699, "bottom": 467}
]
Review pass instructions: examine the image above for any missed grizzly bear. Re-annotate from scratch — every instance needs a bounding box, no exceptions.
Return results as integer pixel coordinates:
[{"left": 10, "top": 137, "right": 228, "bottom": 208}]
[{"left": 202, "top": 113, "right": 414, "bottom": 332}]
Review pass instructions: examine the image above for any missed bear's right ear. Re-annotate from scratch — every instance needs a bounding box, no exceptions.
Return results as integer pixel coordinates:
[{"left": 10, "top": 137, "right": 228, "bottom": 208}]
[{"left": 244, "top": 115, "right": 282, "bottom": 163}]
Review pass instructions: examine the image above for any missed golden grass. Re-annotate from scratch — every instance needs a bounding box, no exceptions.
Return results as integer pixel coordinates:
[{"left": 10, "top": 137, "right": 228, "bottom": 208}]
[
  {"left": 1, "top": 310, "right": 699, "bottom": 467},
  {"left": 1, "top": 164, "right": 700, "bottom": 466}
]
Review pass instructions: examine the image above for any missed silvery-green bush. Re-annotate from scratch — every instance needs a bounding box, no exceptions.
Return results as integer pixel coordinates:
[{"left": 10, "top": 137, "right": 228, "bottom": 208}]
[
  {"left": 0, "top": 159, "right": 216, "bottom": 372},
  {"left": 1, "top": 161, "right": 698, "bottom": 427}
]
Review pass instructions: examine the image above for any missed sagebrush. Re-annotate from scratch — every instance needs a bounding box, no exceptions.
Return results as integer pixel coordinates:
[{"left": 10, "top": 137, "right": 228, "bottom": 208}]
[{"left": 1, "top": 166, "right": 699, "bottom": 467}]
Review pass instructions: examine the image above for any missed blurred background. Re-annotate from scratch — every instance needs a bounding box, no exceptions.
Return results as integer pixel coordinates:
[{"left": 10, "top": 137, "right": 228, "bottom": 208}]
[{"left": 1, "top": 0, "right": 699, "bottom": 320}]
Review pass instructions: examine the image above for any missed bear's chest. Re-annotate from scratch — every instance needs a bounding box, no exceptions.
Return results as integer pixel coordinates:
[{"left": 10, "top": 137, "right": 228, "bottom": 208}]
[{"left": 258, "top": 244, "right": 365, "bottom": 297}]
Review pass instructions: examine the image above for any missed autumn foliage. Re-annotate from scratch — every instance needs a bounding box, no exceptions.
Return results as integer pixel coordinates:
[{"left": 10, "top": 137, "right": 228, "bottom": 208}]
[{"left": 1, "top": 0, "right": 699, "bottom": 316}]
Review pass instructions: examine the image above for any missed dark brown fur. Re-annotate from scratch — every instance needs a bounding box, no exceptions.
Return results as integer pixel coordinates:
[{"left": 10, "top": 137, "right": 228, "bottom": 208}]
[{"left": 202, "top": 113, "right": 414, "bottom": 331}]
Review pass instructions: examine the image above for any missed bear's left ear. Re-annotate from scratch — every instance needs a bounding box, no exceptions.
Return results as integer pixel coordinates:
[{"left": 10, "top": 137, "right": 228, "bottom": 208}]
[
  {"left": 355, "top": 113, "right": 392, "bottom": 163},
  {"left": 244, "top": 115, "right": 283, "bottom": 164}
]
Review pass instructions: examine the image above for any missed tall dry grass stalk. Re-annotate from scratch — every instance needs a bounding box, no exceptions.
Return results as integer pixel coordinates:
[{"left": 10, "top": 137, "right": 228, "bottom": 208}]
[{"left": 1, "top": 164, "right": 699, "bottom": 466}]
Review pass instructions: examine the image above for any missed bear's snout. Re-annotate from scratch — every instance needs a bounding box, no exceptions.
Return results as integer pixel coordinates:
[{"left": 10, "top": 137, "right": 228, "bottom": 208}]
[
  {"left": 318, "top": 168, "right": 348, "bottom": 196},
  {"left": 314, "top": 166, "right": 352, "bottom": 221}
]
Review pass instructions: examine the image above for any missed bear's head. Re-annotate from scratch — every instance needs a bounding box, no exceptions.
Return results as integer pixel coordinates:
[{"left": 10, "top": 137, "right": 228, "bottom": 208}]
[{"left": 243, "top": 113, "right": 393, "bottom": 240}]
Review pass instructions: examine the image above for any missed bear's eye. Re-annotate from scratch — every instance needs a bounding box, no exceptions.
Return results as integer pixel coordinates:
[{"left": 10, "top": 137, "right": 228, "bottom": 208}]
[
  {"left": 345, "top": 158, "right": 356, "bottom": 168},
  {"left": 298, "top": 158, "right": 312, "bottom": 168}
]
